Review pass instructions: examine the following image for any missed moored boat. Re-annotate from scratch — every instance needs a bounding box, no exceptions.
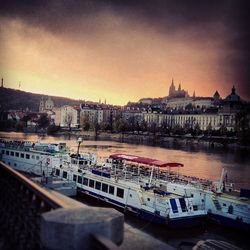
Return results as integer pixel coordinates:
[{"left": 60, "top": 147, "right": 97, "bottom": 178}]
[{"left": 1, "top": 138, "right": 249, "bottom": 230}]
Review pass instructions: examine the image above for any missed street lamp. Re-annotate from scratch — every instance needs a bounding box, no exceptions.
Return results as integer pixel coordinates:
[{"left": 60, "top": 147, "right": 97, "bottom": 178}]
[{"left": 77, "top": 137, "right": 83, "bottom": 158}]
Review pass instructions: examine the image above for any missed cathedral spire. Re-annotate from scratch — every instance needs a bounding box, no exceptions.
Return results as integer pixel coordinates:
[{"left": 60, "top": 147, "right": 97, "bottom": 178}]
[
  {"left": 232, "top": 85, "right": 236, "bottom": 95},
  {"left": 178, "top": 83, "right": 181, "bottom": 91}
]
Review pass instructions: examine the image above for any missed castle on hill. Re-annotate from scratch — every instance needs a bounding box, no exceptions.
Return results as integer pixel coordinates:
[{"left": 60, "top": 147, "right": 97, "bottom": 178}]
[{"left": 168, "top": 79, "right": 189, "bottom": 99}]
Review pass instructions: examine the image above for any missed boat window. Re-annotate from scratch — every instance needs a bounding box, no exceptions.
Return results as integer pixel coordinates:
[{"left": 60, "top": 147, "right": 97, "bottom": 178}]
[
  {"left": 32, "top": 155, "right": 35, "bottom": 159},
  {"left": 193, "top": 205, "right": 198, "bottom": 211},
  {"left": 15, "top": 152, "right": 19, "bottom": 157},
  {"left": 170, "top": 199, "right": 178, "bottom": 213},
  {"left": 95, "top": 181, "right": 101, "bottom": 190},
  {"left": 1, "top": 150, "right": 4, "bottom": 154},
  {"left": 79, "top": 160, "right": 83, "bottom": 165},
  {"left": 83, "top": 178, "right": 88, "bottom": 186},
  {"left": 55, "top": 169, "right": 60, "bottom": 176},
  {"left": 109, "top": 185, "right": 114, "bottom": 195},
  {"left": 89, "top": 179, "right": 95, "bottom": 188},
  {"left": 26, "top": 154, "right": 30, "bottom": 159},
  {"left": 8, "top": 162, "right": 10, "bottom": 166},
  {"left": 6, "top": 151, "right": 9, "bottom": 155},
  {"left": 36, "top": 156, "right": 40, "bottom": 160},
  {"left": 117, "top": 188, "right": 124, "bottom": 199},
  {"left": 73, "top": 175, "right": 77, "bottom": 182},
  {"left": 14, "top": 163, "right": 17, "bottom": 167},
  {"left": 10, "top": 151, "right": 14, "bottom": 156},
  {"left": 147, "top": 198, "right": 150, "bottom": 201},
  {"left": 102, "top": 183, "right": 108, "bottom": 193},
  {"left": 179, "top": 198, "right": 187, "bottom": 212},
  {"left": 85, "top": 161, "right": 88, "bottom": 165},
  {"left": 77, "top": 176, "right": 82, "bottom": 184},
  {"left": 21, "top": 153, "right": 24, "bottom": 158},
  {"left": 63, "top": 171, "right": 67, "bottom": 179},
  {"left": 223, "top": 203, "right": 226, "bottom": 207}
]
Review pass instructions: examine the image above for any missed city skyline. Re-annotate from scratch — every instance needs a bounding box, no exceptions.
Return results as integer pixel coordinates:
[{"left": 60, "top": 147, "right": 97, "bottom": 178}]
[{"left": 1, "top": 1, "right": 249, "bottom": 105}]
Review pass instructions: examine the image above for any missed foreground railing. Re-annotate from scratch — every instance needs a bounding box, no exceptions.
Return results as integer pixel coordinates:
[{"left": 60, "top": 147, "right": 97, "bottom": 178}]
[{"left": 0, "top": 161, "right": 123, "bottom": 250}]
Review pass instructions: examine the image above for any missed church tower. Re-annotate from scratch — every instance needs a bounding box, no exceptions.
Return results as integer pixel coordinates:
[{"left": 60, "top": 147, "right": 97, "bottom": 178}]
[
  {"left": 169, "top": 78, "right": 175, "bottom": 97},
  {"left": 1, "top": 78, "right": 3, "bottom": 88}
]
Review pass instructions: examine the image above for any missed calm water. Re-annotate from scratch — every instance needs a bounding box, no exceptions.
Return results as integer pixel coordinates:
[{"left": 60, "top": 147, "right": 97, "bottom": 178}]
[
  {"left": 1, "top": 132, "right": 249, "bottom": 189},
  {"left": 1, "top": 132, "right": 250, "bottom": 249}
]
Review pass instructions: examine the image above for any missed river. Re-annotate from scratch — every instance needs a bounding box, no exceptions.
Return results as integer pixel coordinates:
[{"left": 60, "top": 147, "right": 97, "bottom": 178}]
[{"left": 1, "top": 131, "right": 250, "bottom": 249}]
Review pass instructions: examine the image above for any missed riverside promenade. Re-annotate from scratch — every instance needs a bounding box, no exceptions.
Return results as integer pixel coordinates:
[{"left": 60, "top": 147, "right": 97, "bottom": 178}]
[{"left": 0, "top": 161, "right": 174, "bottom": 250}]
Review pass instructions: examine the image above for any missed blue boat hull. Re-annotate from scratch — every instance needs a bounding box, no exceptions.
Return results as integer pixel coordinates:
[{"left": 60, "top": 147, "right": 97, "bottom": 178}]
[{"left": 78, "top": 188, "right": 205, "bottom": 228}]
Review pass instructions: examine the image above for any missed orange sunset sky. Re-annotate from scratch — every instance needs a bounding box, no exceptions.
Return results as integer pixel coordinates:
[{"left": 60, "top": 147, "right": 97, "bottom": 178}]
[{"left": 0, "top": 1, "right": 249, "bottom": 105}]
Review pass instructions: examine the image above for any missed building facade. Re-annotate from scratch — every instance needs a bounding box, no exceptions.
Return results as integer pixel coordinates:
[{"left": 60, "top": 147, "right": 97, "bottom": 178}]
[{"left": 54, "top": 105, "right": 79, "bottom": 128}]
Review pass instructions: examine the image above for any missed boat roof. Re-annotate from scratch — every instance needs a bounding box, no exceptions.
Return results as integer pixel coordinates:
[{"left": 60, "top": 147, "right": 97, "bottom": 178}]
[{"left": 109, "top": 154, "right": 183, "bottom": 167}]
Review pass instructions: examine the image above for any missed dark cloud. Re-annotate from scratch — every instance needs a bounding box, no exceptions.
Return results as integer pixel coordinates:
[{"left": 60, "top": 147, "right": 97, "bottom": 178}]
[{"left": 1, "top": 0, "right": 249, "bottom": 99}]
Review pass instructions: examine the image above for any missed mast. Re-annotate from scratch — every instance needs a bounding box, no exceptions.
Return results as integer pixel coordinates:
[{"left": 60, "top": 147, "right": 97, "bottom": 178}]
[{"left": 149, "top": 165, "right": 155, "bottom": 186}]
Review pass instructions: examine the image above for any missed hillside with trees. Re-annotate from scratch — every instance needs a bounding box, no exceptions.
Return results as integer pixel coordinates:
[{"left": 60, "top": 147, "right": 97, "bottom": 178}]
[{"left": 0, "top": 87, "right": 83, "bottom": 111}]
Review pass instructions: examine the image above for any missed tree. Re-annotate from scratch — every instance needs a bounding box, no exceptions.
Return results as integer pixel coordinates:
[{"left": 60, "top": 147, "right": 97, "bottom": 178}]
[
  {"left": 81, "top": 115, "right": 90, "bottom": 131},
  {"left": 47, "top": 124, "right": 60, "bottom": 135},
  {"left": 219, "top": 124, "right": 227, "bottom": 135},
  {"left": 206, "top": 123, "right": 212, "bottom": 136},
  {"left": 140, "top": 120, "right": 148, "bottom": 132},
  {"left": 192, "top": 123, "right": 202, "bottom": 136},
  {"left": 38, "top": 114, "right": 50, "bottom": 128},
  {"left": 64, "top": 112, "right": 73, "bottom": 130},
  {"left": 235, "top": 108, "right": 250, "bottom": 144},
  {"left": 114, "top": 117, "right": 127, "bottom": 133}
]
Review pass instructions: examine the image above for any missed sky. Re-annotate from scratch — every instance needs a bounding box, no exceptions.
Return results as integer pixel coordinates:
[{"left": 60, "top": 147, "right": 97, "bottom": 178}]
[{"left": 0, "top": 0, "right": 249, "bottom": 105}]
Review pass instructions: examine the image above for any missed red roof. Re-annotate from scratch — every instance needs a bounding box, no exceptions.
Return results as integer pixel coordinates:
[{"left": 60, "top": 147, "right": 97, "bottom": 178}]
[{"left": 109, "top": 154, "right": 183, "bottom": 168}]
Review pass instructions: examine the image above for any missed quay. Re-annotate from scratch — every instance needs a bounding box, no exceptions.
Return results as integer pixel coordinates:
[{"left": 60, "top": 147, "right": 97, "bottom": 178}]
[{"left": 0, "top": 161, "right": 174, "bottom": 250}]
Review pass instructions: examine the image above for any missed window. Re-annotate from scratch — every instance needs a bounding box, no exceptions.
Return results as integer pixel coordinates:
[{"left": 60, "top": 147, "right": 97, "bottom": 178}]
[
  {"left": 102, "top": 183, "right": 108, "bottom": 193},
  {"left": 15, "top": 152, "right": 19, "bottom": 157},
  {"left": 83, "top": 178, "right": 88, "bottom": 186},
  {"left": 55, "top": 169, "right": 60, "bottom": 176},
  {"left": 10, "top": 151, "right": 14, "bottom": 156},
  {"left": 1, "top": 150, "right": 4, "bottom": 154},
  {"left": 14, "top": 163, "right": 17, "bottom": 167},
  {"left": 26, "top": 154, "right": 30, "bottom": 159},
  {"left": 63, "top": 171, "right": 67, "bottom": 179},
  {"left": 73, "top": 175, "right": 77, "bottom": 182},
  {"left": 89, "top": 179, "right": 95, "bottom": 188},
  {"left": 117, "top": 188, "right": 124, "bottom": 198},
  {"left": 6, "top": 151, "right": 9, "bottom": 155},
  {"left": 95, "top": 181, "right": 101, "bottom": 190},
  {"left": 109, "top": 185, "right": 114, "bottom": 195},
  {"left": 36, "top": 156, "right": 40, "bottom": 160},
  {"left": 32, "top": 155, "right": 35, "bottom": 159},
  {"left": 21, "top": 153, "right": 24, "bottom": 158},
  {"left": 77, "top": 176, "right": 82, "bottom": 184}
]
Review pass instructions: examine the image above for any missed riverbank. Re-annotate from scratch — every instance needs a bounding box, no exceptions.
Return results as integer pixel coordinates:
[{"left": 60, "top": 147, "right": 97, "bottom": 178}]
[
  {"left": 55, "top": 130, "right": 250, "bottom": 151},
  {"left": 1, "top": 129, "right": 249, "bottom": 150}
]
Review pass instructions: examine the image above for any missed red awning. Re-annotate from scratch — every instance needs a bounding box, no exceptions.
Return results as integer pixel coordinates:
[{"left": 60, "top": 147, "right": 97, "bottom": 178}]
[{"left": 109, "top": 154, "right": 183, "bottom": 168}]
